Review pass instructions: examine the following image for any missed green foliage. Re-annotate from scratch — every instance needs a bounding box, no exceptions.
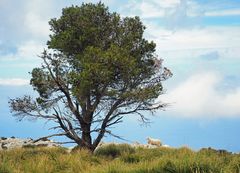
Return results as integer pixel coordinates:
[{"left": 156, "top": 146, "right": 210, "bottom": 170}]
[
  {"left": 33, "top": 2, "right": 165, "bottom": 106},
  {"left": 30, "top": 68, "right": 55, "bottom": 99}
]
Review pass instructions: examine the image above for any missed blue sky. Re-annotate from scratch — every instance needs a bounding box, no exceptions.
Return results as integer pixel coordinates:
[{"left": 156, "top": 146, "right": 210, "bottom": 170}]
[{"left": 0, "top": 0, "right": 240, "bottom": 152}]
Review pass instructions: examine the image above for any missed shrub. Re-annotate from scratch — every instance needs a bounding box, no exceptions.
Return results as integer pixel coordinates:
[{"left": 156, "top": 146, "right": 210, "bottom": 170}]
[{"left": 94, "top": 143, "right": 135, "bottom": 158}]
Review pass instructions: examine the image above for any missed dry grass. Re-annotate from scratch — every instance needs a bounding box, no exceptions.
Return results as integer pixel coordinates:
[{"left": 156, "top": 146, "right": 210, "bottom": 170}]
[{"left": 0, "top": 145, "right": 240, "bottom": 173}]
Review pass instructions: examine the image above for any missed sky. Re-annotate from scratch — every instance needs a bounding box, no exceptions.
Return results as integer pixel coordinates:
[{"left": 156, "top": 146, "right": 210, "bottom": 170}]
[{"left": 0, "top": 0, "right": 240, "bottom": 152}]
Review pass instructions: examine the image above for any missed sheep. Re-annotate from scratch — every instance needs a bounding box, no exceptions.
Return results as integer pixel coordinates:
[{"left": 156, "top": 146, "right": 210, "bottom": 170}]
[{"left": 146, "top": 137, "right": 162, "bottom": 147}]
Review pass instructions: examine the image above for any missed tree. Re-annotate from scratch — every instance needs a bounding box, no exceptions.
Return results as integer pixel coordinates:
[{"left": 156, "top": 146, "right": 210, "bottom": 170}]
[{"left": 9, "top": 2, "right": 172, "bottom": 151}]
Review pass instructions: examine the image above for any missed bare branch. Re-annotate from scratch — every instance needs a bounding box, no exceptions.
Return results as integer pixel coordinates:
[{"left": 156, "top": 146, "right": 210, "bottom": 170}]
[
  {"left": 105, "top": 130, "right": 131, "bottom": 142},
  {"left": 55, "top": 141, "right": 76, "bottom": 144},
  {"left": 106, "top": 116, "right": 123, "bottom": 127},
  {"left": 33, "top": 133, "right": 67, "bottom": 143}
]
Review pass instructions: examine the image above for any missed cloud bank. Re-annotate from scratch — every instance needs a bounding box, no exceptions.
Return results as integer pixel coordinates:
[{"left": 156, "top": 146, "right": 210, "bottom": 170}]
[{"left": 161, "top": 72, "right": 240, "bottom": 118}]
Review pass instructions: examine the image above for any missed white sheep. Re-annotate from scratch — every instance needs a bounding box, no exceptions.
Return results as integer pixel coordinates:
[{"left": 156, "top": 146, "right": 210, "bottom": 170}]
[{"left": 147, "top": 137, "right": 162, "bottom": 147}]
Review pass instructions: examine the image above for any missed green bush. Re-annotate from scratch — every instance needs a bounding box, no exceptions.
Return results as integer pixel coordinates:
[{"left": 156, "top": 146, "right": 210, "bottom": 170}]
[{"left": 94, "top": 143, "right": 135, "bottom": 158}]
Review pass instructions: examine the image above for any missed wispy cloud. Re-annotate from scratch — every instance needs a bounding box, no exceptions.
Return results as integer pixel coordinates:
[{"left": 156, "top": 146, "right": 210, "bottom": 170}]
[
  {"left": 122, "top": 0, "right": 240, "bottom": 30},
  {"left": 0, "top": 40, "right": 45, "bottom": 76},
  {"left": 205, "top": 9, "right": 240, "bottom": 17},
  {"left": 123, "top": 0, "right": 188, "bottom": 19},
  {"left": 0, "top": 78, "right": 29, "bottom": 86},
  {"left": 17, "top": 41, "right": 45, "bottom": 60},
  {"left": 145, "top": 23, "right": 240, "bottom": 52},
  {"left": 0, "top": 0, "right": 52, "bottom": 44}
]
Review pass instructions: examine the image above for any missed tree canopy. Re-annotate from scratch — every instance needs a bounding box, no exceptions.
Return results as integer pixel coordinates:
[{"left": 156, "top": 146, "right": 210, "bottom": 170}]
[{"left": 9, "top": 2, "right": 172, "bottom": 151}]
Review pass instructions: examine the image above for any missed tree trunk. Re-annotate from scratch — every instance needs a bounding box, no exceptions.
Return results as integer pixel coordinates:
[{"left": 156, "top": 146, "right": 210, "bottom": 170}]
[{"left": 80, "top": 122, "right": 94, "bottom": 151}]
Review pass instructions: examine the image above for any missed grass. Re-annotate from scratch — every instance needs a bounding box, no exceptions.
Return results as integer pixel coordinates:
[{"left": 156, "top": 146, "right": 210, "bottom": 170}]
[{"left": 0, "top": 144, "right": 240, "bottom": 173}]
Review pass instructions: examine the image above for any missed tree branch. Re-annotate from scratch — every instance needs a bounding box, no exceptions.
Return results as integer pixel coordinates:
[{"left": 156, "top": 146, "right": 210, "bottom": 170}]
[
  {"left": 33, "top": 133, "right": 67, "bottom": 143},
  {"left": 42, "top": 55, "right": 84, "bottom": 125},
  {"left": 93, "top": 99, "right": 122, "bottom": 147}
]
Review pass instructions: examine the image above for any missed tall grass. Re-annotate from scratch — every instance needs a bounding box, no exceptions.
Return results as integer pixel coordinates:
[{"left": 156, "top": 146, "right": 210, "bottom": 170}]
[{"left": 0, "top": 144, "right": 239, "bottom": 173}]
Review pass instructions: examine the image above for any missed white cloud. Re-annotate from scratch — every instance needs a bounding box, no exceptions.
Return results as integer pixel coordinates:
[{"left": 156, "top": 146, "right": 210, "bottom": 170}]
[
  {"left": 205, "top": 9, "right": 240, "bottom": 16},
  {"left": 22, "top": 0, "right": 55, "bottom": 39},
  {"left": 138, "top": 1, "right": 165, "bottom": 18},
  {"left": 138, "top": 0, "right": 181, "bottom": 18},
  {"left": 0, "top": 40, "right": 45, "bottom": 62},
  {"left": 144, "top": 23, "right": 240, "bottom": 53},
  {"left": 17, "top": 41, "right": 45, "bottom": 59},
  {"left": 0, "top": 40, "right": 44, "bottom": 79},
  {"left": 0, "top": 78, "right": 29, "bottom": 86},
  {"left": 0, "top": 0, "right": 54, "bottom": 43},
  {"left": 122, "top": 0, "right": 240, "bottom": 30},
  {"left": 24, "top": 12, "right": 50, "bottom": 39},
  {"left": 122, "top": 0, "right": 202, "bottom": 24},
  {"left": 123, "top": 0, "right": 182, "bottom": 19},
  {"left": 152, "top": 0, "right": 180, "bottom": 8},
  {"left": 126, "top": 0, "right": 240, "bottom": 19},
  {"left": 163, "top": 0, "right": 203, "bottom": 29},
  {"left": 161, "top": 72, "right": 240, "bottom": 118}
]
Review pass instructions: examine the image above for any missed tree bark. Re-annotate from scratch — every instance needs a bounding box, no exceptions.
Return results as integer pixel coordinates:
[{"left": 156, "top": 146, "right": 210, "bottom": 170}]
[{"left": 80, "top": 121, "right": 94, "bottom": 151}]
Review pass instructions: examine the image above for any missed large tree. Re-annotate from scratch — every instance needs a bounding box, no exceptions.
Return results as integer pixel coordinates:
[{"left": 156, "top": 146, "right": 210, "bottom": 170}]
[{"left": 9, "top": 3, "right": 172, "bottom": 151}]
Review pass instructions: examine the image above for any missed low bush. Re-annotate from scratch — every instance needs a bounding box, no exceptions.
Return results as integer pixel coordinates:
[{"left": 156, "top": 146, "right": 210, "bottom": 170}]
[{"left": 94, "top": 143, "right": 135, "bottom": 158}]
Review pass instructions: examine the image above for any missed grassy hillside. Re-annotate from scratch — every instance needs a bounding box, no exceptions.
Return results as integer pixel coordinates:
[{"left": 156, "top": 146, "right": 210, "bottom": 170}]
[{"left": 0, "top": 144, "right": 240, "bottom": 173}]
